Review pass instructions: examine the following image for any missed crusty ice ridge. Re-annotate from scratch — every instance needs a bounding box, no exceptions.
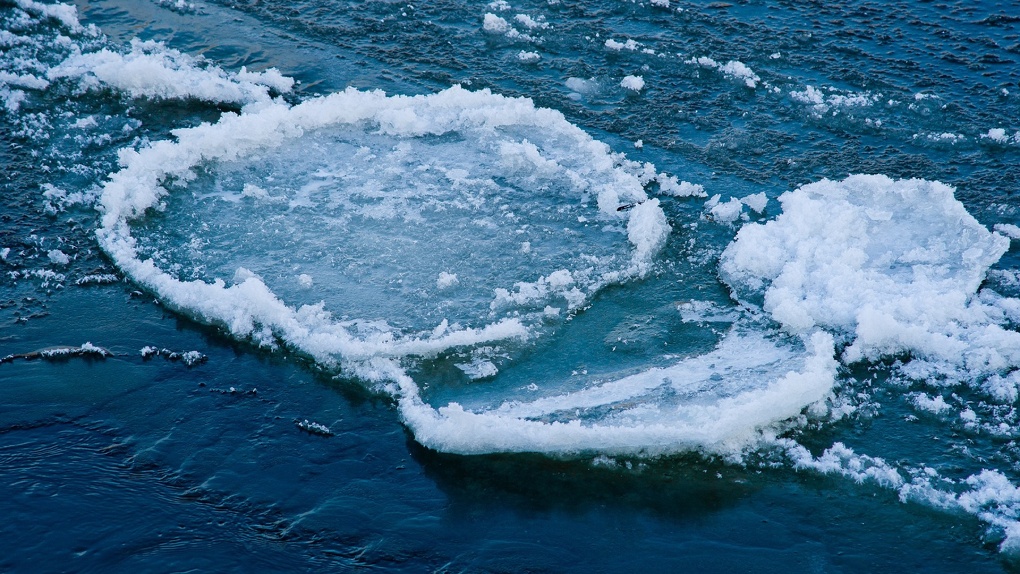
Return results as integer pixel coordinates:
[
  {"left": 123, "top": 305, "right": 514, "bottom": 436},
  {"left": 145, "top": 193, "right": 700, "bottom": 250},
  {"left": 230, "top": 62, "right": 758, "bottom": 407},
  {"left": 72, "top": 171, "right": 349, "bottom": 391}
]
[{"left": 354, "top": 330, "right": 837, "bottom": 456}]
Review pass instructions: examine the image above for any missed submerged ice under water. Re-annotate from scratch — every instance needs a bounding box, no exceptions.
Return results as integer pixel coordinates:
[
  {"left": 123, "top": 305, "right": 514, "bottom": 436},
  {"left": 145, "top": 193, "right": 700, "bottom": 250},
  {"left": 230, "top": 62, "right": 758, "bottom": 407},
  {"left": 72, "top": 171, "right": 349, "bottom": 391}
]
[{"left": 5, "top": 0, "right": 1020, "bottom": 567}]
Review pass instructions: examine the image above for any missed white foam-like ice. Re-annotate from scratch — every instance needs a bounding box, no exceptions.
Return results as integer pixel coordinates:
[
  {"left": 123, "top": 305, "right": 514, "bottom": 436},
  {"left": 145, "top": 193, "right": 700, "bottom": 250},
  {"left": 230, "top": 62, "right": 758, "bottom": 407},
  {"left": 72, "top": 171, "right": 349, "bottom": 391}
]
[
  {"left": 605, "top": 38, "right": 640, "bottom": 52},
  {"left": 982, "top": 128, "right": 1020, "bottom": 145},
  {"left": 789, "top": 85, "right": 878, "bottom": 117},
  {"left": 687, "top": 57, "right": 760, "bottom": 88},
  {"left": 655, "top": 176, "right": 706, "bottom": 198},
  {"left": 517, "top": 50, "right": 541, "bottom": 63},
  {"left": 14, "top": 0, "right": 83, "bottom": 32},
  {"left": 49, "top": 39, "right": 291, "bottom": 105},
  {"left": 620, "top": 75, "right": 645, "bottom": 92},
  {"left": 706, "top": 195, "right": 744, "bottom": 223},
  {"left": 482, "top": 13, "right": 537, "bottom": 42},
  {"left": 514, "top": 14, "right": 548, "bottom": 30},
  {"left": 721, "top": 173, "right": 1016, "bottom": 378},
  {"left": 787, "top": 439, "right": 1020, "bottom": 554}
]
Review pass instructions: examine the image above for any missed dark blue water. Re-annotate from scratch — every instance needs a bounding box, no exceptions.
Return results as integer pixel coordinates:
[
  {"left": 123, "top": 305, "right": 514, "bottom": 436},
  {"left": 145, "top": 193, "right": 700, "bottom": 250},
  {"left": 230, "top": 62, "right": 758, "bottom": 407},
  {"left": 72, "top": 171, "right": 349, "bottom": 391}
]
[{"left": 3, "top": 0, "right": 1020, "bottom": 571}]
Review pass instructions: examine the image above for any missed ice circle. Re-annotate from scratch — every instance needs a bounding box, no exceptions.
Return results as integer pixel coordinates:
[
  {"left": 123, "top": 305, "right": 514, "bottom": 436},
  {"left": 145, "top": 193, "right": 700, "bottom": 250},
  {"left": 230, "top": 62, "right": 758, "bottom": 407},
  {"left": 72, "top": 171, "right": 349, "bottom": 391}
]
[{"left": 98, "top": 86, "right": 670, "bottom": 361}]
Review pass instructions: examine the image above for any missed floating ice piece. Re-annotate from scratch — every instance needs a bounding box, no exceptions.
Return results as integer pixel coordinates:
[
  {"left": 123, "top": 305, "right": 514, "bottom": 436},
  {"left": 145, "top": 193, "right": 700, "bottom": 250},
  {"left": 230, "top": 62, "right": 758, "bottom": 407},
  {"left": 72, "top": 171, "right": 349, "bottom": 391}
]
[
  {"left": 397, "top": 329, "right": 837, "bottom": 456},
  {"left": 1, "top": 343, "right": 111, "bottom": 364},
  {"left": 912, "top": 393, "right": 951, "bottom": 414},
  {"left": 75, "top": 273, "right": 119, "bottom": 286},
  {"left": 14, "top": 0, "right": 83, "bottom": 32},
  {"left": 982, "top": 128, "right": 1020, "bottom": 144},
  {"left": 482, "top": 13, "right": 536, "bottom": 41},
  {"left": 483, "top": 13, "right": 511, "bottom": 33},
  {"left": 140, "top": 346, "right": 208, "bottom": 366},
  {"left": 436, "top": 272, "right": 459, "bottom": 290},
  {"left": 97, "top": 86, "right": 669, "bottom": 368},
  {"left": 517, "top": 50, "right": 541, "bottom": 63},
  {"left": 790, "top": 439, "right": 1020, "bottom": 555},
  {"left": 994, "top": 223, "right": 1020, "bottom": 240},
  {"left": 455, "top": 359, "right": 499, "bottom": 380},
  {"left": 47, "top": 249, "right": 69, "bottom": 265},
  {"left": 605, "top": 38, "right": 640, "bottom": 51},
  {"left": 153, "top": 0, "right": 199, "bottom": 15},
  {"left": 620, "top": 75, "right": 644, "bottom": 92},
  {"left": 656, "top": 176, "right": 706, "bottom": 198},
  {"left": 720, "top": 174, "right": 1017, "bottom": 377},
  {"left": 49, "top": 39, "right": 292, "bottom": 105},
  {"left": 42, "top": 183, "right": 98, "bottom": 213},
  {"left": 705, "top": 194, "right": 744, "bottom": 223},
  {"left": 514, "top": 14, "right": 548, "bottom": 30},
  {"left": 687, "top": 57, "right": 760, "bottom": 88},
  {"left": 787, "top": 441, "right": 905, "bottom": 488},
  {"left": 296, "top": 419, "right": 335, "bottom": 437},
  {"left": 740, "top": 192, "right": 768, "bottom": 213},
  {"left": 915, "top": 132, "right": 965, "bottom": 144},
  {"left": 0, "top": 71, "right": 50, "bottom": 91},
  {"left": 790, "top": 85, "right": 878, "bottom": 116},
  {"left": 565, "top": 76, "right": 597, "bottom": 96}
]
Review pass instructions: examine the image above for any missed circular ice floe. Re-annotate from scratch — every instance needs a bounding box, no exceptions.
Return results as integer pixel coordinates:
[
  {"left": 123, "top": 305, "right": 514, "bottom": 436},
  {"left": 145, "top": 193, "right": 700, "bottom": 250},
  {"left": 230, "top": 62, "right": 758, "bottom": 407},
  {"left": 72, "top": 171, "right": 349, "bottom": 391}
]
[{"left": 98, "top": 86, "right": 669, "bottom": 359}]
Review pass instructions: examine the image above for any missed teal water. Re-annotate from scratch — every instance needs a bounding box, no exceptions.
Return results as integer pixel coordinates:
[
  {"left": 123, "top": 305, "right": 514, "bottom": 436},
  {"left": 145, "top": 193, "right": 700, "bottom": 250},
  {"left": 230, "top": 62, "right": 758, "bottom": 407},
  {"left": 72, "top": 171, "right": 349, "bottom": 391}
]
[{"left": 3, "top": 0, "right": 1020, "bottom": 571}]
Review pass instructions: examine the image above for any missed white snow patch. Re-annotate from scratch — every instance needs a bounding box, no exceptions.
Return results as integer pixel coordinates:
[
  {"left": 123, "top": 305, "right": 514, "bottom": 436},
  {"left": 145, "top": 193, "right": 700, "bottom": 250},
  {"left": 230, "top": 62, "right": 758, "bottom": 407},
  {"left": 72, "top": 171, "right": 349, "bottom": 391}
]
[
  {"left": 706, "top": 195, "right": 744, "bottom": 223},
  {"left": 721, "top": 174, "right": 1017, "bottom": 381},
  {"left": 48, "top": 39, "right": 292, "bottom": 105},
  {"left": 605, "top": 38, "right": 640, "bottom": 51},
  {"left": 517, "top": 50, "right": 541, "bottom": 63},
  {"left": 688, "top": 57, "right": 760, "bottom": 88},
  {"left": 620, "top": 75, "right": 645, "bottom": 92},
  {"left": 740, "top": 192, "right": 768, "bottom": 214},
  {"left": 437, "top": 272, "right": 459, "bottom": 289},
  {"left": 47, "top": 249, "right": 70, "bottom": 265},
  {"left": 994, "top": 223, "right": 1020, "bottom": 240}
]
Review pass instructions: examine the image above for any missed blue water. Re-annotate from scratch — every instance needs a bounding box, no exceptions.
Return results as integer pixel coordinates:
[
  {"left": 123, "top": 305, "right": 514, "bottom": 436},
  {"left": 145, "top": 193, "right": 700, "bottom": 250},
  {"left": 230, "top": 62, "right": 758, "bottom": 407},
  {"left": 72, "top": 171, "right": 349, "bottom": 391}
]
[{"left": 3, "top": 0, "right": 1020, "bottom": 571}]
